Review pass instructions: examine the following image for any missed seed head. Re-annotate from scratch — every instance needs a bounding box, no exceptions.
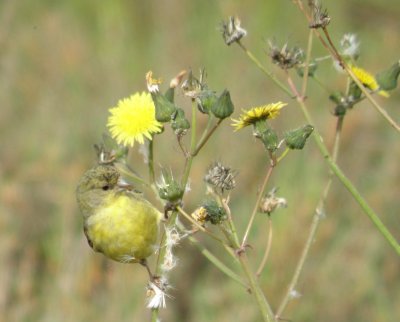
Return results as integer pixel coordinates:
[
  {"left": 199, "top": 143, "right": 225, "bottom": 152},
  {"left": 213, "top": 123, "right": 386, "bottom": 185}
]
[{"left": 204, "top": 162, "right": 236, "bottom": 193}]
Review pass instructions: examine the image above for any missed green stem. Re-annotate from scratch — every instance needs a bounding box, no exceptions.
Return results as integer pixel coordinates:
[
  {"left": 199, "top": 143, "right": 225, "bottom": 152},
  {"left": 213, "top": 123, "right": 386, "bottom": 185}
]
[
  {"left": 276, "top": 147, "right": 290, "bottom": 164},
  {"left": 301, "top": 29, "right": 314, "bottom": 97},
  {"left": 242, "top": 164, "right": 274, "bottom": 247},
  {"left": 321, "top": 27, "right": 400, "bottom": 132},
  {"left": 256, "top": 217, "right": 273, "bottom": 277},
  {"left": 151, "top": 211, "right": 178, "bottom": 322},
  {"left": 238, "top": 253, "right": 276, "bottom": 322},
  {"left": 181, "top": 100, "right": 197, "bottom": 187},
  {"left": 327, "top": 159, "right": 400, "bottom": 254},
  {"left": 276, "top": 115, "right": 344, "bottom": 317},
  {"left": 195, "top": 114, "right": 214, "bottom": 150},
  {"left": 189, "top": 236, "right": 249, "bottom": 290},
  {"left": 148, "top": 139, "right": 156, "bottom": 185},
  {"left": 193, "top": 119, "right": 223, "bottom": 156},
  {"left": 275, "top": 199, "right": 322, "bottom": 317},
  {"left": 236, "top": 41, "right": 294, "bottom": 98},
  {"left": 292, "top": 84, "right": 400, "bottom": 255},
  {"left": 219, "top": 194, "right": 241, "bottom": 247},
  {"left": 294, "top": 0, "right": 400, "bottom": 132},
  {"left": 220, "top": 207, "right": 276, "bottom": 321}
]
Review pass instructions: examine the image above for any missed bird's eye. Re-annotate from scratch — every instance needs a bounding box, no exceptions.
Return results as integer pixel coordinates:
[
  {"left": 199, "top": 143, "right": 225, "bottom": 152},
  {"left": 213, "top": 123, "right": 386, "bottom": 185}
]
[{"left": 102, "top": 185, "right": 110, "bottom": 191}]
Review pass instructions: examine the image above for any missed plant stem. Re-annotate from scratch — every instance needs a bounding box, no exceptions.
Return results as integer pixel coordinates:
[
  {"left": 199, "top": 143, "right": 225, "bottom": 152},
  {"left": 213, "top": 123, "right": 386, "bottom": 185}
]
[
  {"left": 256, "top": 216, "right": 273, "bottom": 277},
  {"left": 148, "top": 139, "right": 156, "bottom": 185},
  {"left": 301, "top": 29, "right": 314, "bottom": 97},
  {"left": 176, "top": 206, "right": 227, "bottom": 245},
  {"left": 219, "top": 194, "right": 241, "bottom": 247},
  {"left": 242, "top": 164, "right": 274, "bottom": 247},
  {"left": 286, "top": 75, "right": 400, "bottom": 255},
  {"left": 276, "top": 147, "right": 290, "bottom": 163},
  {"left": 236, "top": 41, "right": 294, "bottom": 98},
  {"left": 294, "top": 0, "right": 400, "bottom": 132},
  {"left": 315, "top": 13, "right": 398, "bottom": 130},
  {"left": 193, "top": 119, "right": 223, "bottom": 156},
  {"left": 181, "top": 100, "right": 197, "bottom": 187},
  {"left": 320, "top": 27, "right": 400, "bottom": 132},
  {"left": 189, "top": 236, "right": 249, "bottom": 290},
  {"left": 151, "top": 211, "right": 178, "bottom": 322},
  {"left": 276, "top": 115, "right": 343, "bottom": 317},
  {"left": 218, "top": 212, "right": 276, "bottom": 321},
  {"left": 238, "top": 253, "right": 276, "bottom": 322}
]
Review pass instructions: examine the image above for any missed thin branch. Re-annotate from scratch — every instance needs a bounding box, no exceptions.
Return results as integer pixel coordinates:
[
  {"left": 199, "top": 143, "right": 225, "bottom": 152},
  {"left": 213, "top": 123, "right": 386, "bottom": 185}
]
[
  {"left": 256, "top": 216, "right": 273, "bottom": 277},
  {"left": 236, "top": 41, "right": 294, "bottom": 98},
  {"left": 242, "top": 164, "right": 274, "bottom": 247}
]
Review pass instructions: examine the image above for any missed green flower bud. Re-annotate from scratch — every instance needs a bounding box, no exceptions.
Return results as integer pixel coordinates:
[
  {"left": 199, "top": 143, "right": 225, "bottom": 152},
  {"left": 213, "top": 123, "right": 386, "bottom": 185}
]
[
  {"left": 348, "top": 81, "right": 362, "bottom": 100},
  {"left": 329, "top": 91, "right": 345, "bottom": 105},
  {"left": 151, "top": 92, "right": 178, "bottom": 123},
  {"left": 284, "top": 125, "right": 314, "bottom": 150},
  {"left": 260, "top": 128, "right": 278, "bottom": 153},
  {"left": 334, "top": 105, "right": 347, "bottom": 117},
  {"left": 211, "top": 89, "right": 234, "bottom": 119},
  {"left": 171, "top": 108, "right": 190, "bottom": 134},
  {"left": 164, "top": 87, "right": 175, "bottom": 103},
  {"left": 329, "top": 91, "right": 354, "bottom": 113},
  {"left": 202, "top": 199, "right": 226, "bottom": 225},
  {"left": 197, "top": 90, "right": 218, "bottom": 114},
  {"left": 376, "top": 60, "right": 400, "bottom": 91},
  {"left": 158, "top": 172, "right": 184, "bottom": 203}
]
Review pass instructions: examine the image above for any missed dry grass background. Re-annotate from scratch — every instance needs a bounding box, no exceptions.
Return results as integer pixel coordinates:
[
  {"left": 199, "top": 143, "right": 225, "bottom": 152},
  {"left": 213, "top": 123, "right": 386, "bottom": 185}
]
[{"left": 1, "top": 1, "right": 399, "bottom": 321}]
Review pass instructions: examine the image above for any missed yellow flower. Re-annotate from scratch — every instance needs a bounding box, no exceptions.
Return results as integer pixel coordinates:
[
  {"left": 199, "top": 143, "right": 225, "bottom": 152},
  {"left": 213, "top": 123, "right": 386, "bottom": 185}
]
[
  {"left": 350, "top": 65, "right": 389, "bottom": 97},
  {"left": 231, "top": 102, "right": 287, "bottom": 131},
  {"left": 107, "top": 92, "right": 162, "bottom": 147}
]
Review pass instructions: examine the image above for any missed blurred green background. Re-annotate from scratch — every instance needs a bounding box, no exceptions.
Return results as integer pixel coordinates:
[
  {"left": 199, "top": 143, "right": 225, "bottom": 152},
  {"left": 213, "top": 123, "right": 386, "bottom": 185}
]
[{"left": 1, "top": 0, "right": 399, "bottom": 321}]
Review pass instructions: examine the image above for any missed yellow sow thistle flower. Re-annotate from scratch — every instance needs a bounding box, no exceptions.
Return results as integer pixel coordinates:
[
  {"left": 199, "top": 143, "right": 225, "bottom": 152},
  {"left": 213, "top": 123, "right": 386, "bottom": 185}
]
[
  {"left": 349, "top": 65, "right": 389, "bottom": 97},
  {"left": 107, "top": 92, "right": 162, "bottom": 147},
  {"left": 231, "top": 102, "right": 287, "bottom": 131}
]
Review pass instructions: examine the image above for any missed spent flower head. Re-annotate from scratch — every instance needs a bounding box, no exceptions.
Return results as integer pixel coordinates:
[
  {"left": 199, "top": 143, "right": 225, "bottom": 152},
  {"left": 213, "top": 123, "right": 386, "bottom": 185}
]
[
  {"left": 146, "top": 71, "right": 162, "bottom": 93},
  {"left": 220, "top": 16, "right": 247, "bottom": 46},
  {"left": 259, "top": 188, "right": 287, "bottom": 215},
  {"left": 169, "top": 70, "right": 187, "bottom": 89},
  {"left": 340, "top": 33, "right": 360, "bottom": 59},
  {"left": 107, "top": 92, "right": 162, "bottom": 147},
  {"left": 231, "top": 102, "right": 287, "bottom": 131},
  {"left": 204, "top": 162, "right": 236, "bottom": 193},
  {"left": 181, "top": 69, "right": 204, "bottom": 99},
  {"left": 146, "top": 277, "right": 171, "bottom": 309},
  {"left": 309, "top": 1, "right": 330, "bottom": 29},
  {"left": 268, "top": 41, "right": 303, "bottom": 70}
]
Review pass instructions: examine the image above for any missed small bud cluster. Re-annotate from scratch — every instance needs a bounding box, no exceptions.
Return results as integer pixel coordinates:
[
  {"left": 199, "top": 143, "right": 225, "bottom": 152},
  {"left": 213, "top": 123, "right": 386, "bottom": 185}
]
[
  {"left": 157, "top": 171, "right": 184, "bottom": 204},
  {"left": 191, "top": 200, "right": 227, "bottom": 226},
  {"left": 181, "top": 69, "right": 235, "bottom": 119}
]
